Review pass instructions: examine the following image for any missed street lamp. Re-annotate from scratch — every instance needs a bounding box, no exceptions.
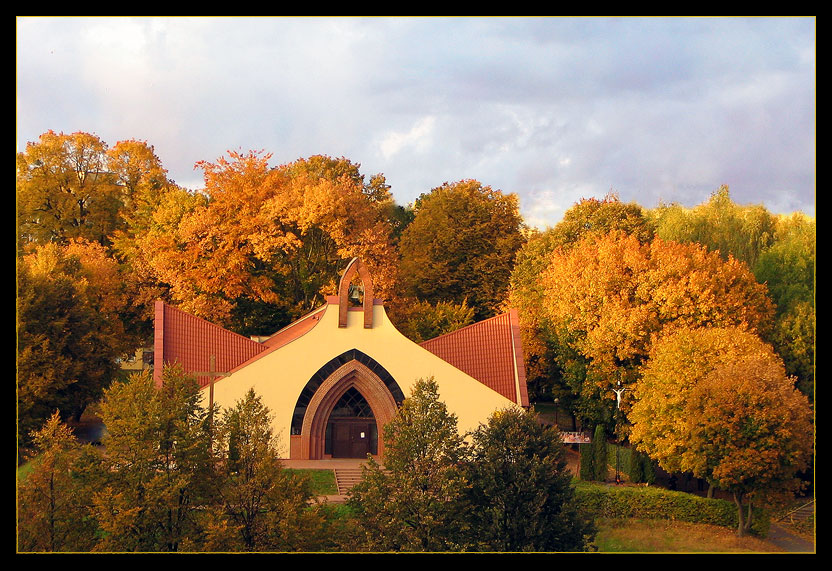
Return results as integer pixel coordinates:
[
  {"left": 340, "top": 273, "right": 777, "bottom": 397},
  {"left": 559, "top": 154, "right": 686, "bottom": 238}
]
[
  {"left": 612, "top": 381, "right": 627, "bottom": 485},
  {"left": 553, "top": 397, "right": 559, "bottom": 429}
]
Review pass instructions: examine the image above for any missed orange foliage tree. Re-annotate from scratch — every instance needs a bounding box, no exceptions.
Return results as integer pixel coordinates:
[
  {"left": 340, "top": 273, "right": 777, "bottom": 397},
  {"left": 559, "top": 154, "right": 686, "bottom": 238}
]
[
  {"left": 539, "top": 231, "right": 775, "bottom": 425},
  {"left": 509, "top": 195, "right": 654, "bottom": 402},
  {"left": 629, "top": 327, "right": 813, "bottom": 536},
  {"left": 138, "top": 151, "right": 397, "bottom": 334}
]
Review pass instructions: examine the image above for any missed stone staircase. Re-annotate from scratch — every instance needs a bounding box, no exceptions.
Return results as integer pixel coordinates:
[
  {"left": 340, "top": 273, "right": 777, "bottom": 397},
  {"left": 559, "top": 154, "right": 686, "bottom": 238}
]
[
  {"left": 779, "top": 500, "right": 815, "bottom": 524},
  {"left": 334, "top": 467, "right": 365, "bottom": 495}
]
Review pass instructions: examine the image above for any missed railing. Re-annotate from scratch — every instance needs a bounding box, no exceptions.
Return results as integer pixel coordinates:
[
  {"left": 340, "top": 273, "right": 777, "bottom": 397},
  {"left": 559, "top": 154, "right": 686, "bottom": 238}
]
[{"left": 778, "top": 500, "right": 815, "bottom": 523}]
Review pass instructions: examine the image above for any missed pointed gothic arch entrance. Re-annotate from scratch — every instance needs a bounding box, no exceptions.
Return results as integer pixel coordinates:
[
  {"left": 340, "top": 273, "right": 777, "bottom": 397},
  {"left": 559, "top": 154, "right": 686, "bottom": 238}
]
[
  {"left": 326, "top": 387, "right": 377, "bottom": 458},
  {"left": 290, "top": 349, "right": 404, "bottom": 459}
]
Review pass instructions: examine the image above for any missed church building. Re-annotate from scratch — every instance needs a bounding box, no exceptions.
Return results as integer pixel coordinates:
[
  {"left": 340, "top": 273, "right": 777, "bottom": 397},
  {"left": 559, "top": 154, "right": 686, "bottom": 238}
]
[{"left": 153, "top": 258, "right": 529, "bottom": 460}]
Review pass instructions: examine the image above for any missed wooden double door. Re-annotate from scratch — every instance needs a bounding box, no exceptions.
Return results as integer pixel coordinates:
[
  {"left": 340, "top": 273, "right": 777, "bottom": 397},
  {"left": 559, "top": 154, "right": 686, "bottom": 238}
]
[{"left": 330, "top": 418, "right": 377, "bottom": 458}]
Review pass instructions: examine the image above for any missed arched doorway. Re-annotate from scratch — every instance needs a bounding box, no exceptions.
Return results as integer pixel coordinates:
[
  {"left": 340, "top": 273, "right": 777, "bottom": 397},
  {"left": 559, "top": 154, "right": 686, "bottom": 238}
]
[
  {"left": 326, "top": 387, "right": 378, "bottom": 458},
  {"left": 290, "top": 349, "right": 404, "bottom": 460}
]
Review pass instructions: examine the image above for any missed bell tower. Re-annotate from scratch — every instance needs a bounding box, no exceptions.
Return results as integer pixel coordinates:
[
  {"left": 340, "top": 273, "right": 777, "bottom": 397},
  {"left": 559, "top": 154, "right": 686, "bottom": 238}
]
[{"left": 337, "top": 257, "right": 375, "bottom": 329}]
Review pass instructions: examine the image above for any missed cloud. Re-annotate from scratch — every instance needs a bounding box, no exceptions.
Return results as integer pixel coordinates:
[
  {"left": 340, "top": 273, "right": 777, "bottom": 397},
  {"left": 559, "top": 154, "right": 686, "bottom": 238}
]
[
  {"left": 16, "top": 16, "right": 815, "bottom": 225},
  {"left": 377, "top": 116, "right": 437, "bottom": 159}
]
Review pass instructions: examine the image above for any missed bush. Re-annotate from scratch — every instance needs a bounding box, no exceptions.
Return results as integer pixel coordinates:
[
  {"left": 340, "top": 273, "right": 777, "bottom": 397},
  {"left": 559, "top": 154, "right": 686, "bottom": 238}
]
[
  {"left": 626, "top": 448, "right": 655, "bottom": 485},
  {"left": 574, "top": 482, "right": 770, "bottom": 537}
]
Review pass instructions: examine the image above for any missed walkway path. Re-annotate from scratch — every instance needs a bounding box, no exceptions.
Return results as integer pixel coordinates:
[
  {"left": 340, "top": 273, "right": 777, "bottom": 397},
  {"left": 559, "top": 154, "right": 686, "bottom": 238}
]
[{"left": 766, "top": 523, "right": 815, "bottom": 553}]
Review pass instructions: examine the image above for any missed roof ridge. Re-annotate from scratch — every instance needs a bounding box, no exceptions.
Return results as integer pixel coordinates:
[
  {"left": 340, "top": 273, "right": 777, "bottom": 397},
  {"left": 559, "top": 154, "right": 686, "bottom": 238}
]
[{"left": 263, "top": 303, "right": 327, "bottom": 341}]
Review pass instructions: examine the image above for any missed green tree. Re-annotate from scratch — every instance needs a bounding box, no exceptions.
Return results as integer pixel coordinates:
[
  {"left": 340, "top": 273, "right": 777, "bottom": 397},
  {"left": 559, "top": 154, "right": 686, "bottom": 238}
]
[
  {"left": 627, "top": 448, "right": 655, "bottom": 485},
  {"left": 213, "top": 388, "right": 324, "bottom": 551},
  {"left": 579, "top": 444, "right": 594, "bottom": 482},
  {"left": 591, "top": 425, "right": 608, "bottom": 482},
  {"left": 628, "top": 327, "right": 813, "bottom": 536},
  {"left": 387, "top": 297, "right": 476, "bottom": 343},
  {"left": 17, "top": 243, "right": 125, "bottom": 443},
  {"left": 17, "top": 411, "right": 100, "bottom": 552},
  {"left": 753, "top": 214, "right": 815, "bottom": 401},
  {"left": 466, "top": 408, "right": 594, "bottom": 551},
  {"left": 398, "top": 180, "right": 526, "bottom": 320},
  {"left": 92, "top": 366, "right": 216, "bottom": 551},
  {"left": 649, "top": 185, "right": 777, "bottom": 268},
  {"left": 348, "top": 378, "right": 471, "bottom": 551}
]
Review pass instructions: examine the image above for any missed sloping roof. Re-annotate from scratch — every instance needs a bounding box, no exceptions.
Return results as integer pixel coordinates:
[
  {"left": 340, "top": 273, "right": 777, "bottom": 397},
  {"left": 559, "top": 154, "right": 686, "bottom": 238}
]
[
  {"left": 419, "top": 310, "right": 529, "bottom": 407},
  {"left": 153, "top": 301, "right": 328, "bottom": 388},
  {"left": 153, "top": 301, "right": 268, "bottom": 387},
  {"left": 153, "top": 300, "right": 529, "bottom": 408}
]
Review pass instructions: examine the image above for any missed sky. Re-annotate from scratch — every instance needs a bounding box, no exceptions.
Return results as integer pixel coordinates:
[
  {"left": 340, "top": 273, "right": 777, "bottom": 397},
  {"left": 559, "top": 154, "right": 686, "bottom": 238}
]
[{"left": 16, "top": 16, "right": 815, "bottom": 229}]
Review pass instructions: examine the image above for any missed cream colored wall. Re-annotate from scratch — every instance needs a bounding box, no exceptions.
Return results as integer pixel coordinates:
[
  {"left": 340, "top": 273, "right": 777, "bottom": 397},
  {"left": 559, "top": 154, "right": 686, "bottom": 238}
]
[{"left": 205, "top": 301, "right": 519, "bottom": 456}]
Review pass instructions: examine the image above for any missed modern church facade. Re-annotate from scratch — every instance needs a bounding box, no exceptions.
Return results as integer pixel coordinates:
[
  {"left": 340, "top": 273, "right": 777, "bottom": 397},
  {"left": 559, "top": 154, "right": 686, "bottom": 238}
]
[{"left": 153, "top": 258, "right": 529, "bottom": 460}]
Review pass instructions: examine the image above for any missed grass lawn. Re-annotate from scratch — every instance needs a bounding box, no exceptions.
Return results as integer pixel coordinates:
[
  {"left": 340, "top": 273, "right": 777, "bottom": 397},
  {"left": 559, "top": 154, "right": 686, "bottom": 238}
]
[
  {"left": 287, "top": 468, "right": 338, "bottom": 495},
  {"left": 594, "top": 518, "right": 784, "bottom": 553}
]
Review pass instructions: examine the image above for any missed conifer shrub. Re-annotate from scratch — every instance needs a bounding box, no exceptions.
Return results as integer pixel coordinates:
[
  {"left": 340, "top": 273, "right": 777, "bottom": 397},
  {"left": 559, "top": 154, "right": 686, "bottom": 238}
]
[{"left": 591, "top": 425, "right": 608, "bottom": 482}]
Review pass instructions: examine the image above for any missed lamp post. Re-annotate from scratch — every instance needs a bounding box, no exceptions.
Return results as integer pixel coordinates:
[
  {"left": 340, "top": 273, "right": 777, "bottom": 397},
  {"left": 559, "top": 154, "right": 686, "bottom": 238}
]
[
  {"left": 612, "top": 381, "right": 627, "bottom": 485},
  {"left": 553, "top": 397, "right": 559, "bottom": 429}
]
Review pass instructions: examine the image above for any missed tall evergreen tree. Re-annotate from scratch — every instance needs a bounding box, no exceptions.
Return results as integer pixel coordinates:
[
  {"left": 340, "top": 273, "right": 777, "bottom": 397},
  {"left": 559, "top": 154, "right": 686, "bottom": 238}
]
[
  {"left": 591, "top": 425, "right": 608, "bottom": 482},
  {"left": 17, "top": 412, "right": 100, "bottom": 552},
  {"left": 91, "top": 366, "right": 216, "bottom": 551},
  {"left": 466, "top": 408, "right": 595, "bottom": 551},
  {"left": 348, "top": 378, "right": 471, "bottom": 551},
  {"left": 213, "top": 388, "right": 324, "bottom": 551}
]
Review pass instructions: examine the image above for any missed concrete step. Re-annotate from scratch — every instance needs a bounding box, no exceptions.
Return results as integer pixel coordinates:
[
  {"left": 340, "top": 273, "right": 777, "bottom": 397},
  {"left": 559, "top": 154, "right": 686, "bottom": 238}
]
[
  {"left": 334, "top": 468, "right": 365, "bottom": 495},
  {"left": 779, "top": 500, "right": 815, "bottom": 523}
]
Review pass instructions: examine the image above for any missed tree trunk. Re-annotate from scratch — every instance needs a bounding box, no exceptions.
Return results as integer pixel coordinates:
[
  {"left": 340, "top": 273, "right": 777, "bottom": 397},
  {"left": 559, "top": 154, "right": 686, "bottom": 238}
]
[
  {"left": 733, "top": 492, "right": 746, "bottom": 537},
  {"left": 707, "top": 483, "right": 714, "bottom": 499}
]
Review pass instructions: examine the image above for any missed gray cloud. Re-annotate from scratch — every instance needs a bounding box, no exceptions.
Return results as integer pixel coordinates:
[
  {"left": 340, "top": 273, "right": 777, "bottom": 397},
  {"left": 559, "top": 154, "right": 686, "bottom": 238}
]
[{"left": 16, "top": 16, "right": 815, "bottom": 228}]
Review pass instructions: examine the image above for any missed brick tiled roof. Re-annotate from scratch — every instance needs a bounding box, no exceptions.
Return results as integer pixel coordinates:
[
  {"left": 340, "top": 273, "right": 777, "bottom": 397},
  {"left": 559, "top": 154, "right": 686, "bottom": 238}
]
[
  {"left": 419, "top": 310, "right": 529, "bottom": 407},
  {"left": 153, "top": 301, "right": 268, "bottom": 388},
  {"left": 153, "top": 300, "right": 529, "bottom": 408}
]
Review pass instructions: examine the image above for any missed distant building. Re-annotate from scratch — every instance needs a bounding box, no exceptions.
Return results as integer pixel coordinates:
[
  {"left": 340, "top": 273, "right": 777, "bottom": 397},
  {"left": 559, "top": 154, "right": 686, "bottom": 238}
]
[
  {"left": 119, "top": 347, "right": 154, "bottom": 372},
  {"left": 153, "top": 258, "right": 528, "bottom": 461}
]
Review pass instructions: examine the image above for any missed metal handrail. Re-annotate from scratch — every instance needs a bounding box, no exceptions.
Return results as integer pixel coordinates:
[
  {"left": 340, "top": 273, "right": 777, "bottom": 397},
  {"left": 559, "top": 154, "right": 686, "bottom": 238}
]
[{"left": 778, "top": 500, "right": 814, "bottom": 522}]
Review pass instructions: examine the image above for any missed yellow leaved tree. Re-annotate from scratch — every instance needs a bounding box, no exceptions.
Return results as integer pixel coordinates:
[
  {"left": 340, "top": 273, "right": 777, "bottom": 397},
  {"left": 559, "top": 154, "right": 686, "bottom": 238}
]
[
  {"left": 539, "top": 231, "right": 774, "bottom": 425},
  {"left": 629, "top": 326, "right": 813, "bottom": 536}
]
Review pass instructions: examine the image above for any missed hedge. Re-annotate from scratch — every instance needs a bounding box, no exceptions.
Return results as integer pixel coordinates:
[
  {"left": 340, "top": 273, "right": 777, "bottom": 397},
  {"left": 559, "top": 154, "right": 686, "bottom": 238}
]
[{"left": 573, "top": 481, "right": 770, "bottom": 537}]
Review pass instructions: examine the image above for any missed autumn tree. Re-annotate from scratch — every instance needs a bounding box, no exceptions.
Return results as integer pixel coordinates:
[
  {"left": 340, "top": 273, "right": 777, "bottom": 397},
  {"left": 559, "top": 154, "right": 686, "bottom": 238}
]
[
  {"left": 397, "top": 180, "right": 526, "bottom": 321},
  {"left": 17, "top": 242, "right": 129, "bottom": 443},
  {"left": 17, "top": 130, "right": 122, "bottom": 250},
  {"left": 348, "top": 378, "right": 471, "bottom": 551},
  {"left": 509, "top": 194, "right": 654, "bottom": 401},
  {"left": 136, "top": 151, "right": 397, "bottom": 335},
  {"left": 17, "top": 412, "right": 100, "bottom": 552},
  {"left": 628, "top": 327, "right": 813, "bottom": 536},
  {"left": 106, "top": 139, "right": 176, "bottom": 221},
  {"left": 465, "top": 408, "right": 594, "bottom": 551},
  {"left": 211, "top": 388, "right": 324, "bottom": 551},
  {"left": 539, "top": 231, "right": 774, "bottom": 426},
  {"left": 91, "top": 366, "right": 216, "bottom": 551}
]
